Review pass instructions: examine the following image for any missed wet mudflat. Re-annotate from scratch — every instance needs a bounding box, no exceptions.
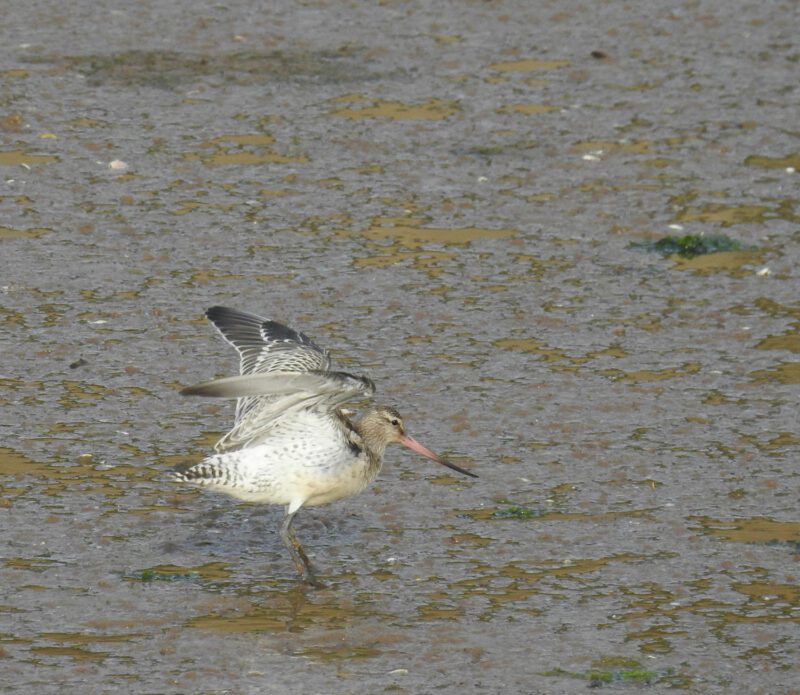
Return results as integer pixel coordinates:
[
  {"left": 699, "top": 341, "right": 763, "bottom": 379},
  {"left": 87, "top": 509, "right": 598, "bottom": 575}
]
[{"left": 1, "top": 1, "right": 798, "bottom": 693}]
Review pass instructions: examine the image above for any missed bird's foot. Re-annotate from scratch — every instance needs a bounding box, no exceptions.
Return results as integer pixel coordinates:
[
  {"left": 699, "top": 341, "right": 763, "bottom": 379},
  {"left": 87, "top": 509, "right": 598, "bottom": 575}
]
[
  {"left": 290, "top": 556, "right": 324, "bottom": 589},
  {"left": 281, "top": 511, "right": 325, "bottom": 589},
  {"left": 302, "top": 569, "right": 325, "bottom": 590}
]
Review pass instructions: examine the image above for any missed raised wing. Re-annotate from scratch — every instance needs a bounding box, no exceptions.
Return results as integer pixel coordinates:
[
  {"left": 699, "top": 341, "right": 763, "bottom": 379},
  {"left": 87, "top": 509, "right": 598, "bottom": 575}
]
[
  {"left": 187, "top": 307, "right": 374, "bottom": 452},
  {"left": 182, "top": 371, "right": 374, "bottom": 400},
  {"left": 183, "top": 370, "right": 376, "bottom": 451},
  {"left": 206, "top": 306, "right": 330, "bottom": 376},
  {"left": 204, "top": 306, "right": 331, "bottom": 429}
]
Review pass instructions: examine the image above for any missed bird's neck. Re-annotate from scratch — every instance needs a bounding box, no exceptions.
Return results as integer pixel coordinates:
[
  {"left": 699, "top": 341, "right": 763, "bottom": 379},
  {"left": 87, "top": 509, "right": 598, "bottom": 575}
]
[
  {"left": 334, "top": 410, "right": 384, "bottom": 460},
  {"left": 354, "top": 417, "right": 389, "bottom": 460},
  {"left": 358, "top": 429, "right": 388, "bottom": 460}
]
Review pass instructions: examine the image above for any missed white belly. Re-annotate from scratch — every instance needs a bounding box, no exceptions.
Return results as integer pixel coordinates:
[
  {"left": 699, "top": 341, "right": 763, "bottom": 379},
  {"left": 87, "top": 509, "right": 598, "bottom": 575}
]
[{"left": 189, "top": 413, "right": 379, "bottom": 511}]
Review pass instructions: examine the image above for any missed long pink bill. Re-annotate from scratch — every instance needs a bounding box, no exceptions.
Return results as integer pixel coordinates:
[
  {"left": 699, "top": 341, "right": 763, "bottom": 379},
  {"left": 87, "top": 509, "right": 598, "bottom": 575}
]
[{"left": 401, "top": 435, "right": 478, "bottom": 478}]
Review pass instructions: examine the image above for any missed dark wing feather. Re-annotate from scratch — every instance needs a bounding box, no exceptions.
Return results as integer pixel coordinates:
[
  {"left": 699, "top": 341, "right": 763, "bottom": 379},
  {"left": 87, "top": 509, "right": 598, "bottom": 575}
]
[
  {"left": 204, "top": 306, "right": 331, "bottom": 428},
  {"left": 206, "top": 306, "right": 330, "bottom": 375}
]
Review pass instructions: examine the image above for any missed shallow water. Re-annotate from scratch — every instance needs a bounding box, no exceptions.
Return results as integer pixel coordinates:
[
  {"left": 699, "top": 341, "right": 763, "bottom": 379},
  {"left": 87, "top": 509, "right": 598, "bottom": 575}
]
[{"left": 1, "top": 1, "right": 798, "bottom": 693}]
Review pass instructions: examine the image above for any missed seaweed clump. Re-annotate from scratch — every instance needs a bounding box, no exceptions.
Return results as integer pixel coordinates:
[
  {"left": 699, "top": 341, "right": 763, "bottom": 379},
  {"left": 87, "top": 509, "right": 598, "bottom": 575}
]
[
  {"left": 542, "top": 656, "right": 678, "bottom": 687},
  {"left": 491, "top": 505, "right": 543, "bottom": 520},
  {"left": 633, "top": 233, "right": 745, "bottom": 258}
]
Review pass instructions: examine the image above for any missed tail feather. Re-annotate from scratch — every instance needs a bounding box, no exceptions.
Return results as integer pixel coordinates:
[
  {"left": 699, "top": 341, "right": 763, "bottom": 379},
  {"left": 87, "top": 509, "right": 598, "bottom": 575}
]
[{"left": 167, "top": 459, "right": 232, "bottom": 487}]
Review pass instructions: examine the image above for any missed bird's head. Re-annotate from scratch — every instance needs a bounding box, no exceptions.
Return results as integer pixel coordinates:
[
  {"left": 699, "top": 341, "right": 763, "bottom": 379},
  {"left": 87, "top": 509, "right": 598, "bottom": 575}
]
[{"left": 360, "top": 406, "right": 477, "bottom": 478}]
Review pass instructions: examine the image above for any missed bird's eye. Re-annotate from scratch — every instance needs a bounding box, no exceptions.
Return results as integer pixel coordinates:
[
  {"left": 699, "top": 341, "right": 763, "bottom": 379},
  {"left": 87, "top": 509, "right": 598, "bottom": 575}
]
[{"left": 390, "top": 418, "right": 399, "bottom": 426}]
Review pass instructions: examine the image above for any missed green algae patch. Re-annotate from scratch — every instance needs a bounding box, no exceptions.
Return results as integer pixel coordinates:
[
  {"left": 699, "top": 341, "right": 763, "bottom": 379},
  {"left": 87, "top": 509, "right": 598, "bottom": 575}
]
[
  {"left": 359, "top": 217, "right": 515, "bottom": 247},
  {"left": 31, "top": 645, "right": 111, "bottom": 662},
  {"left": 0, "top": 150, "right": 58, "bottom": 166},
  {"left": 673, "top": 250, "right": 764, "bottom": 275},
  {"left": 749, "top": 361, "right": 800, "bottom": 385},
  {"left": 744, "top": 153, "right": 800, "bottom": 170},
  {"left": 630, "top": 233, "right": 764, "bottom": 275},
  {"left": 491, "top": 505, "right": 544, "bottom": 520},
  {"left": 540, "top": 666, "right": 664, "bottom": 684},
  {"left": 587, "top": 667, "right": 659, "bottom": 684},
  {"left": 331, "top": 96, "right": 460, "bottom": 120},
  {"left": 297, "top": 645, "right": 382, "bottom": 661},
  {"left": 496, "top": 103, "right": 559, "bottom": 115},
  {"left": 631, "top": 233, "right": 745, "bottom": 258},
  {"left": 493, "top": 337, "right": 572, "bottom": 363},
  {"left": 489, "top": 58, "right": 571, "bottom": 72},
  {"left": 0, "top": 225, "right": 51, "bottom": 239},
  {"left": 127, "top": 568, "right": 198, "bottom": 583},
  {"left": 755, "top": 328, "right": 800, "bottom": 353},
  {"left": 40, "top": 631, "right": 143, "bottom": 645},
  {"left": 417, "top": 601, "right": 465, "bottom": 620},
  {"left": 188, "top": 590, "right": 388, "bottom": 636},
  {"left": 600, "top": 362, "right": 702, "bottom": 382},
  {"left": 543, "top": 656, "right": 675, "bottom": 686},
  {"left": 45, "top": 48, "right": 373, "bottom": 89},
  {"left": 344, "top": 215, "right": 514, "bottom": 278},
  {"left": 183, "top": 132, "right": 307, "bottom": 167},
  {"left": 733, "top": 580, "right": 800, "bottom": 606},
  {"left": 459, "top": 506, "right": 653, "bottom": 523},
  {"left": 59, "top": 380, "right": 111, "bottom": 409},
  {"left": 6, "top": 556, "right": 62, "bottom": 572},
  {"left": 0, "top": 447, "right": 162, "bottom": 503},
  {"left": 126, "top": 562, "right": 231, "bottom": 583},
  {"left": 688, "top": 516, "right": 800, "bottom": 550}
]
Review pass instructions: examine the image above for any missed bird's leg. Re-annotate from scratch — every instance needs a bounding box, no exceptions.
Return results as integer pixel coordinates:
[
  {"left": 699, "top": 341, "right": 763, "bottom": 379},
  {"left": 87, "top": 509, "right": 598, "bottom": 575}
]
[{"left": 280, "top": 510, "right": 323, "bottom": 588}]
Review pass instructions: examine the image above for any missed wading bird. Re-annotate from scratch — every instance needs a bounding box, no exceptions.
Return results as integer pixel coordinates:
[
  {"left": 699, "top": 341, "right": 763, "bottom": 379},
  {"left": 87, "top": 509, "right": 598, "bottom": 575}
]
[{"left": 170, "top": 306, "right": 477, "bottom": 586}]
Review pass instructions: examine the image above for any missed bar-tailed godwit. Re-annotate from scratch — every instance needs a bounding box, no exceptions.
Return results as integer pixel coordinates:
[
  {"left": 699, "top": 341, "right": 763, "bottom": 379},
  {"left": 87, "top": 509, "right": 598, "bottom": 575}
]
[{"left": 170, "top": 306, "right": 477, "bottom": 586}]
